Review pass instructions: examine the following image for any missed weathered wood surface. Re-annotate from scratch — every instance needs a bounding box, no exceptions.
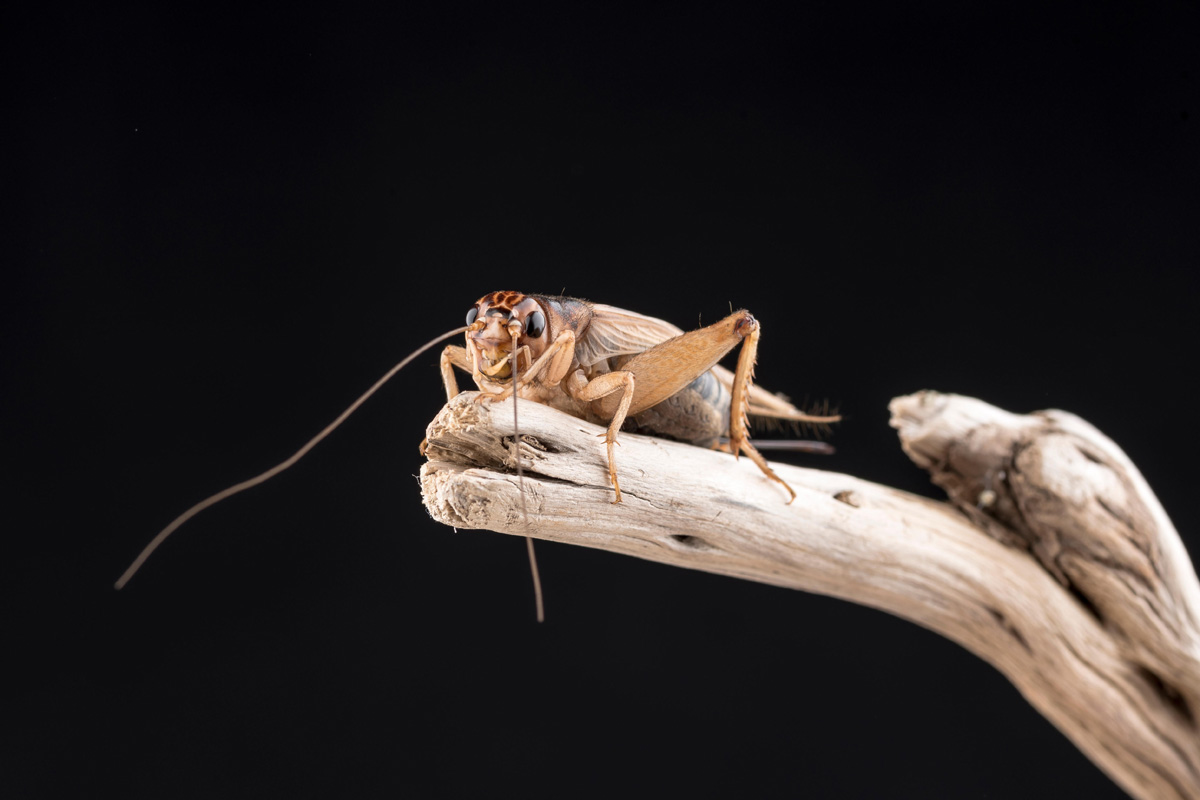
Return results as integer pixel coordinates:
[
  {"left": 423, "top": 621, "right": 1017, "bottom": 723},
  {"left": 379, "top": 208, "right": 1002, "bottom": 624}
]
[{"left": 420, "top": 390, "right": 1200, "bottom": 800}]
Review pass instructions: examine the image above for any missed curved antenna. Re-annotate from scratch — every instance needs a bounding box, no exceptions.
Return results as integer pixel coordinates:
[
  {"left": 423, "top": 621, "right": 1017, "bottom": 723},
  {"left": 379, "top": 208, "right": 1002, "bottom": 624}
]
[
  {"left": 509, "top": 326, "right": 545, "bottom": 622},
  {"left": 114, "top": 326, "right": 468, "bottom": 590}
]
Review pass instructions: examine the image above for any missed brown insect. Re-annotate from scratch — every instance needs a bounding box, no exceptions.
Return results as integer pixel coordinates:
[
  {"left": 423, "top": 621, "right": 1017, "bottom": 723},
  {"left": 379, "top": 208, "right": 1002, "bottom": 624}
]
[
  {"left": 115, "top": 292, "right": 838, "bottom": 621},
  {"left": 441, "top": 291, "right": 839, "bottom": 504}
]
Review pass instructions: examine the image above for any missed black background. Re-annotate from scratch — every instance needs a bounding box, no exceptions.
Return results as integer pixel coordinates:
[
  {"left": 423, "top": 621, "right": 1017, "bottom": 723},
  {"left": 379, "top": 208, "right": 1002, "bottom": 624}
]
[{"left": 8, "top": 2, "right": 1199, "bottom": 798}]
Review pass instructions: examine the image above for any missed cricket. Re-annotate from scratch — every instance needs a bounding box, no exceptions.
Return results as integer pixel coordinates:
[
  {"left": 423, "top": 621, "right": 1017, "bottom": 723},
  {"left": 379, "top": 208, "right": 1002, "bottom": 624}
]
[{"left": 115, "top": 292, "right": 839, "bottom": 620}]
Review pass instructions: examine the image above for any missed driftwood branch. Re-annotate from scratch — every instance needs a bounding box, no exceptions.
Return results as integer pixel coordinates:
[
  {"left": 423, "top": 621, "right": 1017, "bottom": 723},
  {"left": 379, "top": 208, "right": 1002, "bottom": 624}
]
[{"left": 419, "top": 390, "right": 1200, "bottom": 800}]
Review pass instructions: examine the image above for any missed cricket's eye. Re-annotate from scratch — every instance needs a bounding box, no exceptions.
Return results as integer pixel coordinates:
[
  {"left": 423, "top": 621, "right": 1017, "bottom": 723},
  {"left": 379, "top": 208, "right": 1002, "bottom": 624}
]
[
  {"left": 524, "top": 310, "right": 546, "bottom": 338},
  {"left": 465, "top": 306, "right": 479, "bottom": 326}
]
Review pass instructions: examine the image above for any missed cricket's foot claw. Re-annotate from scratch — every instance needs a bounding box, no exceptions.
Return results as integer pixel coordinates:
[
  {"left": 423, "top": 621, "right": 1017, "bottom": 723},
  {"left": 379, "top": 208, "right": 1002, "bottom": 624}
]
[{"left": 474, "top": 390, "right": 512, "bottom": 405}]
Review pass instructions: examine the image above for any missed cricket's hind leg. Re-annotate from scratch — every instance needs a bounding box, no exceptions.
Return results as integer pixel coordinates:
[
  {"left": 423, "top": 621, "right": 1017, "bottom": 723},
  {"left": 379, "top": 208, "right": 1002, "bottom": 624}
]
[{"left": 590, "top": 310, "right": 797, "bottom": 502}]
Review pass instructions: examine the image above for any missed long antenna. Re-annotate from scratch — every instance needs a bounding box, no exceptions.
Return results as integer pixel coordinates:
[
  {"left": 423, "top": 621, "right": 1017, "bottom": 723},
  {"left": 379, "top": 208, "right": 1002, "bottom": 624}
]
[
  {"left": 509, "top": 326, "right": 545, "bottom": 622},
  {"left": 114, "top": 326, "right": 468, "bottom": 590}
]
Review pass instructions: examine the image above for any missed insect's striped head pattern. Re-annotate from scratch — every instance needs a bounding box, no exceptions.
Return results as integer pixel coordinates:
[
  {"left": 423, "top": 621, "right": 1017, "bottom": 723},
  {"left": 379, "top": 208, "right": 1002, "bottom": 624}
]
[{"left": 465, "top": 291, "right": 549, "bottom": 381}]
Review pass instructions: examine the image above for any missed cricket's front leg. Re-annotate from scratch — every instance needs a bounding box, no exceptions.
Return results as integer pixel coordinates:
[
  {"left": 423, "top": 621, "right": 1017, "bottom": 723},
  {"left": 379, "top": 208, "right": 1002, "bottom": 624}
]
[
  {"left": 439, "top": 345, "right": 472, "bottom": 401},
  {"left": 421, "top": 345, "right": 474, "bottom": 456}
]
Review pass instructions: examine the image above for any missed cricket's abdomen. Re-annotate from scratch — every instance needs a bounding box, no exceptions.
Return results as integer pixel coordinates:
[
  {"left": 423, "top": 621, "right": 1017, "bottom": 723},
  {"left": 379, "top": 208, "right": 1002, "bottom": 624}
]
[{"left": 621, "top": 369, "right": 731, "bottom": 448}]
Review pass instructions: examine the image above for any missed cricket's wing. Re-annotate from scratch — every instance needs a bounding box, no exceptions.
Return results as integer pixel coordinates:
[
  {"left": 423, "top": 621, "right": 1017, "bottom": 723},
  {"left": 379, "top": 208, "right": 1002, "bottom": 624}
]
[{"left": 572, "top": 304, "right": 685, "bottom": 368}]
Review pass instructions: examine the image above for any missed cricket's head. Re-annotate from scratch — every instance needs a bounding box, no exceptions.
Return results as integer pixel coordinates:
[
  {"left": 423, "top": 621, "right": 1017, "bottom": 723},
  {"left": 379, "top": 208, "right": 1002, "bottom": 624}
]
[{"left": 465, "top": 291, "right": 550, "bottom": 381}]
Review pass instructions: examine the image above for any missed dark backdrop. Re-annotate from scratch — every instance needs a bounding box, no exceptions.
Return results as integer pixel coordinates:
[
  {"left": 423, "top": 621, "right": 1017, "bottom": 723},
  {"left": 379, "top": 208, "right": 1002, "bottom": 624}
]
[{"left": 9, "top": 3, "right": 1199, "bottom": 798}]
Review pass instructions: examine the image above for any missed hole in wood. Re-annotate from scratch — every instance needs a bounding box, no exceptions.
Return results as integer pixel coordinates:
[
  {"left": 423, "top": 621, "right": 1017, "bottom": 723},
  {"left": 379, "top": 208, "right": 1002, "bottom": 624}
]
[
  {"left": 1136, "top": 665, "right": 1195, "bottom": 727},
  {"left": 669, "top": 534, "right": 712, "bottom": 551},
  {"left": 833, "top": 490, "right": 861, "bottom": 507},
  {"left": 987, "top": 606, "right": 1031, "bottom": 653}
]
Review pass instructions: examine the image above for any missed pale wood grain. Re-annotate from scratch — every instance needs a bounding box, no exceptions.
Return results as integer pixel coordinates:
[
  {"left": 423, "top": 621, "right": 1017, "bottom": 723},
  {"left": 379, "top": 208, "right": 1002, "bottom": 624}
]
[{"left": 420, "top": 390, "right": 1200, "bottom": 800}]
